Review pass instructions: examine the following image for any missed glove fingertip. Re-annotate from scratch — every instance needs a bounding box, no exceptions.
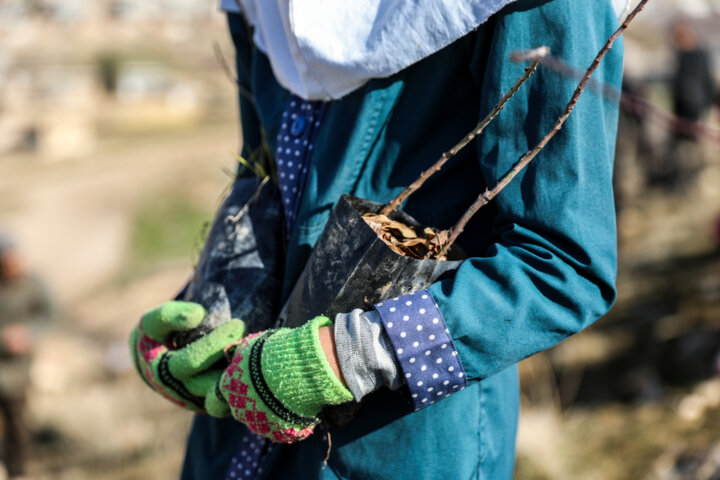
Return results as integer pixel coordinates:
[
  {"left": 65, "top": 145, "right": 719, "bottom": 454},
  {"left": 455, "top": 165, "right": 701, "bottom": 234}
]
[
  {"left": 174, "top": 302, "right": 206, "bottom": 327},
  {"left": 141, "top": 301, "right": 207, "bottom": 340}
]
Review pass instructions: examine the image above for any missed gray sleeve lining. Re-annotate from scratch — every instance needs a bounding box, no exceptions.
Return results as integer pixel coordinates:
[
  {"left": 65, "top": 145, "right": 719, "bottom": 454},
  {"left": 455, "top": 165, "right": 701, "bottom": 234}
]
[{"left": 333, "top": 309, "right": 404, "bottom": 402}]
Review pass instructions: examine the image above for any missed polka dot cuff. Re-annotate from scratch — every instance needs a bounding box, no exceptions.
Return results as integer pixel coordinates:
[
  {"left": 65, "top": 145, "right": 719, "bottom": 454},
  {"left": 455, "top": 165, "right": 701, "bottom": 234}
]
[{"left": 374, "top": 290, "right": 467, "bottom": 411}]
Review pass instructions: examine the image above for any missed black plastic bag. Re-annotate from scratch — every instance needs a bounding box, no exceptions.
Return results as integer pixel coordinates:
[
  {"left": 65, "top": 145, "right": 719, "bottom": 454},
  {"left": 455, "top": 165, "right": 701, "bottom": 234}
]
[
  {"left": 278, "top": 194, "right": 463, "bottom": 329},
  {"left": 172, "top": 176, "right": 284, "bottom": 348}
]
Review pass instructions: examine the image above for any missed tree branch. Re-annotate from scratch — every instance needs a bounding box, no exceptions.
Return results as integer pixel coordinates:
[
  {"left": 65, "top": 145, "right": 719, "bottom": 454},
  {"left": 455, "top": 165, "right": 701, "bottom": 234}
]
[
  {"left": 379, "top": 46, "right": 549, "bottom": 216},
  {"left": 514, "top": 50, "right": 720, "bottom": 144},
  {"left": 437, "top": 0, "right": 651, "bottom": 257}
]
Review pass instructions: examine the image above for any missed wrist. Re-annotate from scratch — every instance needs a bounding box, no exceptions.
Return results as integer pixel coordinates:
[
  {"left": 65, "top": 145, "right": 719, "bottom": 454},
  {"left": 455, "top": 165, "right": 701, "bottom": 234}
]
[
  {"left": 261, "top": 317, "right": 353, "bottom": 417},
  {"left": 318, "top": 325, "right": 346, "bottom": 387},
  {"left": 333, "top": 309, "right": 404, "bottom": 402}
]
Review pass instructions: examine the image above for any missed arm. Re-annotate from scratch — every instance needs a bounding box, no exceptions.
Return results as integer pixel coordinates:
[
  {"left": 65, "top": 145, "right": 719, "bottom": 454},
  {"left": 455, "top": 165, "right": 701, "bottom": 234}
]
[
  {"left": 318, "top": 325, "right": 345, "bottom": 386},
  {"left": 209, "top": 0, "right": 624, "bottom": 433},
  {"left": 371, "top": 0, "right": 623, "bottom": 407}
]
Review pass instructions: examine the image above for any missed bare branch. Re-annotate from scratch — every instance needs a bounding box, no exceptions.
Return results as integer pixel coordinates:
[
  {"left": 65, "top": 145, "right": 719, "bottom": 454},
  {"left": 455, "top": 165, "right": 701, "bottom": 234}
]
[
  {"left": 510, "top": 46, "right": 552, "bottom": 63},
  {"left": 379, "top": 47, "right": 549, "bottom": 216},
  {"left": 437, "top": 0, "right": 651, "bottom": 257},
  {"left": 511, "top": 50, "right": 720, "bottom": 144}
]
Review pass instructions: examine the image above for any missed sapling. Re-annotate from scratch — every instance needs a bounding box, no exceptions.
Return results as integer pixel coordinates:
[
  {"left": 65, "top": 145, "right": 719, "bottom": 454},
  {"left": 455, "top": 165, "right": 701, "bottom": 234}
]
[{"left": 367, "top": 0, "right": 651, "bottom": 260}]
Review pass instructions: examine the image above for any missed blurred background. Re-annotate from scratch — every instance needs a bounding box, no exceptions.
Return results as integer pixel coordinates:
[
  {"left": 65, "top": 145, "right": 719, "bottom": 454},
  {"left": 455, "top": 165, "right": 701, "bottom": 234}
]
[{"left": 0, "top": 0, "right": 718, "bottom": 479}]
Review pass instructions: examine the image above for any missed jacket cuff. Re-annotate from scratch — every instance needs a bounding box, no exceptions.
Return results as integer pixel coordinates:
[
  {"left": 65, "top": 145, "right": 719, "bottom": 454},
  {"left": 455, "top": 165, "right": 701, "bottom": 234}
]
[{"left": 374, "top": 290, "right": 467, "bottom": 411}]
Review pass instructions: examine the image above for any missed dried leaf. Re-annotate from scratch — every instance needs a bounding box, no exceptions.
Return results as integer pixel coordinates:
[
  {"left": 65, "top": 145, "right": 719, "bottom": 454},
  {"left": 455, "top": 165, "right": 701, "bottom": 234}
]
[
  {"left": 384, "top": 221, "right": 418, "bottom": 239},
  {"left": 363, "top": 212, "right": 448, "bottom": 260},
  {"left": 363, "top": 213, "right": 418, "bottom": 239},
  {"left": 398, "top": 238, "right": 427, "bottom": 247}
]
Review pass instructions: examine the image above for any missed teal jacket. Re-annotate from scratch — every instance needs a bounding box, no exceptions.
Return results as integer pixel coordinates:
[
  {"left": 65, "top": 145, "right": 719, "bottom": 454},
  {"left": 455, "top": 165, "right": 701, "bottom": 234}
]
[{"left": 182, "top": 0, "right": 622, "bottom": 478}]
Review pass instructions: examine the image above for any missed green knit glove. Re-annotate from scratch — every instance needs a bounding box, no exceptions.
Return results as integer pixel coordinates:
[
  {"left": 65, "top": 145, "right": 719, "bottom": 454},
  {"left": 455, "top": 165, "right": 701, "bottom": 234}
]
[
  {"left": 206, "top": 316, "right": 353, "bottom": 443},
  {"left": 129, "top": 301, "right": 246, "bottom": 413}
]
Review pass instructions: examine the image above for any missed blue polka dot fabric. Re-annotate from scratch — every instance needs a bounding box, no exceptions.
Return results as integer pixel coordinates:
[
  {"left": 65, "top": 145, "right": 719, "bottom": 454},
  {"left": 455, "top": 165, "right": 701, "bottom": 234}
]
[
  {"left": 374, "top": 290, "right": 467, "bottom": 410},
  {"left": 225, "top": 95, "right": 324, "bottom": 480},
  {"left": 224, "top": 432, "right": 274, "bottom": 480},
  {"left": 275, "top": 95, "right": 325, "bottom": 234}
]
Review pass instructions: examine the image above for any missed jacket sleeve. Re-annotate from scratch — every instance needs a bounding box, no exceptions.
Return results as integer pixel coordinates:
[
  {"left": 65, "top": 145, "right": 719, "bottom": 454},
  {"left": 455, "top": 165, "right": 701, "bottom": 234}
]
[{"left": 373, "top": 0, "right": 623, "bottom": 409}]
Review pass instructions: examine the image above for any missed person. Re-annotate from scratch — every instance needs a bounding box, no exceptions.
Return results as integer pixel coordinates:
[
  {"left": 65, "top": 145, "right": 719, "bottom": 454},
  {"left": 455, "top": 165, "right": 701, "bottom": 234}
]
[
  {"left": 130, "top": 0, "right": 627, "bottom": 478},
  {"left": 0, "top": 235, "right": 53, "bottom": 478},
  {"left": 671, "top": 20, "right": 715, "bottom": 128},
  {"left": 653, "top": 19, "right": 716, "bottom": 191},
  {"left": 614, "top": 77, "right": 653, "bottom": 212}
]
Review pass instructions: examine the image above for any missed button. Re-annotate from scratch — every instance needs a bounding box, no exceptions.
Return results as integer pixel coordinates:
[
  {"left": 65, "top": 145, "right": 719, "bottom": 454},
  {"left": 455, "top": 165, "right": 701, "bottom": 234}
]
[{"left": 290, "top": 117, "right": 307, "bottom": 137}]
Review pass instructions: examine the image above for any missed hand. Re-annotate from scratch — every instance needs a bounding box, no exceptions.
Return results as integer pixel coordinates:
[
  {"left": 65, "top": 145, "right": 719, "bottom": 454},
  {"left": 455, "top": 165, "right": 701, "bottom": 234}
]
[
  {"left": 205, "top": 316, "right": 353, "bottom": 443},
  {"left": 1, "top": 323, "right": 32, "bottom": 356},
  {"left": 129, "top": 301, "right": 246, "bottom": 413}
]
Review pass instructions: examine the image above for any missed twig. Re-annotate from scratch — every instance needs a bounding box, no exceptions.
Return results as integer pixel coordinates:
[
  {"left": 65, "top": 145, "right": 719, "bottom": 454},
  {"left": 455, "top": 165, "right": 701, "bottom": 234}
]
[
  {"left": 225, "top": 176, "right": 270, "bottom": 224},
  {"left": 379, "top": 46, "right": 549, "bottom": 216},
  {"left": 437, "top": 0, "right": 651, "bottom": 257},
  {"left": 515, "top": 52, "right": 720, "bottom": 144},
  {"left": 620, "top": 86, "right": 720, "bottom": 143},
  {"left": 213, "top": 41, "right": 255, "bottom": 105},
  {"left": 322, "top": 431, "right": 333, "bottom": 469}
]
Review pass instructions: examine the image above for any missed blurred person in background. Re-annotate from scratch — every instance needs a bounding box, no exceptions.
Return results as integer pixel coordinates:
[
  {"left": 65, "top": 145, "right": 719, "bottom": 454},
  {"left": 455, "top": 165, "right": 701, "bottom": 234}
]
[
  {"left": 0, "top": 234, "right": 53, "bottom": 479},
  {"left": 614, "top": 77, "right": 654, "bottom": 212},
  {"left": 652, "top": 19, "right": 716, "bottom": 191},
  {"left": 131, "top": 0, "right": 628, "bottom": 479}
]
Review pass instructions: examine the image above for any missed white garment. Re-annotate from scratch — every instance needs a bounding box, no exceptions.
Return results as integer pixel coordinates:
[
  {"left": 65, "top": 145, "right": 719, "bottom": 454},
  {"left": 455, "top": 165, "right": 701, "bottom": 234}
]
[{"left": 220, "top": 0, "right": 631, "bottom": 101}]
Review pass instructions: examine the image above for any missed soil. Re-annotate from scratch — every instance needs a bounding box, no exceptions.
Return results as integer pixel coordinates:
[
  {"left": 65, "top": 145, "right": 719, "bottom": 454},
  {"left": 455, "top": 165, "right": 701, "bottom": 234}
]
[
  {"left": 1, "top": 102, "right": 718, "bottom": 480},
  {"left": 0, "top": 125, "right": 235, "bottom": 479},
  {"left": 515, "top": 144, "right": 720, "bottom": 479}
]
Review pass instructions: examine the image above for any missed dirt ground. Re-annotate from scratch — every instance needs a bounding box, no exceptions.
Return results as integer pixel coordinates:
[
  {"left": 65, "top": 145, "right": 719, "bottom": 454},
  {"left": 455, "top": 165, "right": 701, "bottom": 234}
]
[
  {"left": 2, "top": 120, "right": 720, "bottom": 479},
  {"left": 1, "top": 123, "right": 239, "bottom": 479},
  {"left": 3, "top": 132, "right": 717, "bottom": 480},
  {"left": 515, "top": 140, "right": 720, "bottom": 479}
]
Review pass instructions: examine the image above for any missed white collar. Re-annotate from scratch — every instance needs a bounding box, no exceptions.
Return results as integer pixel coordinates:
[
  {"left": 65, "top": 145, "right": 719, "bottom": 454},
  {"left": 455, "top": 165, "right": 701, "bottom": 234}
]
[{"left": 223, "top": 0, "right": 631, "bottom": 101}]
